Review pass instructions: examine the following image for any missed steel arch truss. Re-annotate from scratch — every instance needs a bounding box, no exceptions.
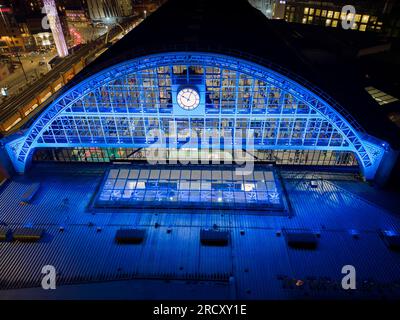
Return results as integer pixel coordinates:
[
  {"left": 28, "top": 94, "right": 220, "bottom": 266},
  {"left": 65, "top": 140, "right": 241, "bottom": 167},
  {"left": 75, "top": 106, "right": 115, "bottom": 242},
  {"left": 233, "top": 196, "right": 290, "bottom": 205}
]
[{"left": 5, "top": 52, "right": 386, "bottom": 177}]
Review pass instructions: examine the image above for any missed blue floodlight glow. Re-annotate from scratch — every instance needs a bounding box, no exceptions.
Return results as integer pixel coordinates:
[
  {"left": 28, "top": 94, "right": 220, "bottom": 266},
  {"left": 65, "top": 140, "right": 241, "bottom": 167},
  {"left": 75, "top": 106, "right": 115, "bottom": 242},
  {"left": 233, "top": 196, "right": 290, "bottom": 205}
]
[
  {"left": 94, "top": 166, "right": 285, "bottom": 211},
  {"left": 4, "top": 52, "right": 386, "bottom": 178}
]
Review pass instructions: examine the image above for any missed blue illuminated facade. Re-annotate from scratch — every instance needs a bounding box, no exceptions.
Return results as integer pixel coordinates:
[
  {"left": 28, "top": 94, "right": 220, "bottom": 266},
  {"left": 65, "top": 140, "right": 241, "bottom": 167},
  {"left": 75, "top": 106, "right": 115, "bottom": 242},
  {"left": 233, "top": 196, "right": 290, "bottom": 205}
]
[{"left": 5, "top": 52, "right": 387, "bottom": 178}]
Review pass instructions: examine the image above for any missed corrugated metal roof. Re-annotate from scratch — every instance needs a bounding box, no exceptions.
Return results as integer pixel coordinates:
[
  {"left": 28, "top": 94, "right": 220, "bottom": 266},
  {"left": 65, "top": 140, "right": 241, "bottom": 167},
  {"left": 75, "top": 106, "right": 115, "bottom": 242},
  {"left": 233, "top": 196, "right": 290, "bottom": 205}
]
[{"left": 1, "top": 164, "right": 400, "bottom": 299}]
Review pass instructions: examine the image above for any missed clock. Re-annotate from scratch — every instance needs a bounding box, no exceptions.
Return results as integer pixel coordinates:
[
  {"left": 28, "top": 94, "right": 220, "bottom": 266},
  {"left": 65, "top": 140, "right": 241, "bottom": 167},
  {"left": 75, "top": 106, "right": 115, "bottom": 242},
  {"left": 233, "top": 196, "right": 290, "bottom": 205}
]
[{"left": 177, "top": 87, "right": 200, "bottom": 110}]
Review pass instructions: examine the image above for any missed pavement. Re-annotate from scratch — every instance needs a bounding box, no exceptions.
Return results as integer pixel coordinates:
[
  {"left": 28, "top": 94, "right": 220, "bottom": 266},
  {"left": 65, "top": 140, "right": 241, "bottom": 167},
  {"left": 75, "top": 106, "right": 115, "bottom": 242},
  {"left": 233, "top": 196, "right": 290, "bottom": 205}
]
[{"left": 0, "top": 51, "right": 56, "bottom": 100}]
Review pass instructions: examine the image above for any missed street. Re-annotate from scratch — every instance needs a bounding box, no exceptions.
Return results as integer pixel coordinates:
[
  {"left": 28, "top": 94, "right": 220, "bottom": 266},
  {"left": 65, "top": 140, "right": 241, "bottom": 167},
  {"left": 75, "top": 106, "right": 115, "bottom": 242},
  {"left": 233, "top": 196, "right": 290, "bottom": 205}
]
[
  {"left": 0, "top": 50, "right": 56, "bottom": 99},
  {"left": 0, "top": 24, "right": 108, "bottom": 102}
]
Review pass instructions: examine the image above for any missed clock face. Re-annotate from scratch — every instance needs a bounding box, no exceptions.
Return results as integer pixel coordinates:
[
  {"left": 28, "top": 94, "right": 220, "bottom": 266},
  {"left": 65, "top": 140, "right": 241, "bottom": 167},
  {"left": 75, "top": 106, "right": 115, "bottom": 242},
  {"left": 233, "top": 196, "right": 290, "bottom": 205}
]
[{"left": 177, "top": 87, "right": 200, "bottom": 110}]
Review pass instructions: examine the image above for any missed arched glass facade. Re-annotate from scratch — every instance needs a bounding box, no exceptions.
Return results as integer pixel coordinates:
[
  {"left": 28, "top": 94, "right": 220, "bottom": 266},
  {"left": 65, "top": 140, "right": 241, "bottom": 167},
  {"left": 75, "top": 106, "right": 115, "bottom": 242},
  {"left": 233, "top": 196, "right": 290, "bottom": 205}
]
[{"left": 5, "top": 52, "right": 386, "bottom": 178}]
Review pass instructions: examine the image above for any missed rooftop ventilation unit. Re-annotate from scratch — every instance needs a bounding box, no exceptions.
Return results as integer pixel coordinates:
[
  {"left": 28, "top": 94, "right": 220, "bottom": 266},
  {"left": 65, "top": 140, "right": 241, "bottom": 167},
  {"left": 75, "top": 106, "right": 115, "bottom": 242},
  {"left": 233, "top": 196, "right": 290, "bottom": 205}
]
[
  {"left": 200, "top": 229, "right": 230, "bottom": 246},
  {"left": 115, "top": 228, "right": 146, "bottom": 244},
  {"left": 284, "top": 229, "right": 319, "bottom": 249}
]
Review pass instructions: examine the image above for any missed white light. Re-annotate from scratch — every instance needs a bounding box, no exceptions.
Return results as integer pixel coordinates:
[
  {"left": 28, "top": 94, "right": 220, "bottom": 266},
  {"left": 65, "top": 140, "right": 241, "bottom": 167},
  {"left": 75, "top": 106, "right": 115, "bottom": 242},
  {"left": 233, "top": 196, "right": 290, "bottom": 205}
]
[
  {"left": 136, "top": 181, "right": 145, "bottom": 189},
  {"left": 242, "top": 183, "right": 255, "bottom": 192},
  {"left": 43, "top": 0, "right": 68, "bottom": 57}
]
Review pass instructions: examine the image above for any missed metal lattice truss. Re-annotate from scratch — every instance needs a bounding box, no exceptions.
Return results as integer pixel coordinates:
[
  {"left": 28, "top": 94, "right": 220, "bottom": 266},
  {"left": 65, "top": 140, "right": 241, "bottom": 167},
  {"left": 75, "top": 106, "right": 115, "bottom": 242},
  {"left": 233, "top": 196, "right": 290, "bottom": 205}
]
[{"left": 6, "top": 52, "right": 386, "bottom": 176}]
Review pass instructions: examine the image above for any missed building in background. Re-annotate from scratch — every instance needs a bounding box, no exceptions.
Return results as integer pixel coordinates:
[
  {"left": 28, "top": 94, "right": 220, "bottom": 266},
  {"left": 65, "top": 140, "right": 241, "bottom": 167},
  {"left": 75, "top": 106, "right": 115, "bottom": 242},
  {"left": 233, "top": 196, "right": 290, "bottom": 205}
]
[
  {"left": 120, "top": 0, "right": 134, "bottom": 17},
  {"left": 65, "top": 8, "right": 89, "bottom": 23},
  {"left": 282, "top": 0, "right": 400, "bottom": 36},
  {"left": 249, "top": 0, "right": 286, "bottom": 19},
  {"left": 132, "top": 0, "right": 165, "bottom": 18},
  {"left": 248, "top": 0, "right": 275, "bottom": 18},
  {"left": 5, "top": 0, "right": 73, "bottom": 53},
  {"left": 32, "top": 31, "right": 54, "bottom": 49},
  {"left": 16, "top": 0, "right": 43, "bottom": 14},
  {"left": 65, "top": 9, "right": 90, "bottom": 45},
  {"left": 4, "top": 0, "right": 398, "bottom": 184},
  {"left": 87, "top": 0, "right": 133, "bottom": 24},
  {"left": 0, "top": 5, "right": 30, "bottom": 53},
  {"left": 1, "top": 0, "right": 141, "bottom": 50}
]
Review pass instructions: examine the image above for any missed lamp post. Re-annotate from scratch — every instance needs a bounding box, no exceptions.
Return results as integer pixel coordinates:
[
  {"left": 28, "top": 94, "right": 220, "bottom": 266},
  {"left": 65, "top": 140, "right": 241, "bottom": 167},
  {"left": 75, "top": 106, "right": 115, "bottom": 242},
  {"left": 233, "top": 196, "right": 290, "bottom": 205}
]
[{"left": 0, "top": 5, "right": 28, "bottom": 82}]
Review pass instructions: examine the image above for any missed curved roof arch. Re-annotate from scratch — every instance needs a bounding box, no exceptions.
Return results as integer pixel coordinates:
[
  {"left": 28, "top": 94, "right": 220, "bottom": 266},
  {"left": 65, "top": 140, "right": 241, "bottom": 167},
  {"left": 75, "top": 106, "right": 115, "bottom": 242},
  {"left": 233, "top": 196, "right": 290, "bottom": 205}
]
[{"left": 6, "top": 52, "right": 385, "bottom": 175}]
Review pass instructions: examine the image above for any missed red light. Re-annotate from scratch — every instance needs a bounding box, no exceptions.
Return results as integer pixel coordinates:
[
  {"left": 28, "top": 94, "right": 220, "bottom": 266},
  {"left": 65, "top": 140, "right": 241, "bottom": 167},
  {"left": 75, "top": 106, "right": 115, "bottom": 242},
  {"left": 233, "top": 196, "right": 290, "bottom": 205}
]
[{"left": 0, "top": 8, "right": 12, "bottom": 13}]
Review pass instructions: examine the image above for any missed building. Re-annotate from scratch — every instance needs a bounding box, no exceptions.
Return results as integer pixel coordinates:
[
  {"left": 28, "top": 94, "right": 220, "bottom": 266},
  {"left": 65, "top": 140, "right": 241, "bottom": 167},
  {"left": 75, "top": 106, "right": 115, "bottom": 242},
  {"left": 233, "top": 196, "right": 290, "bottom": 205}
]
[
  {"left": 0, "top": 0, "right": 400, "bottom": 300},
  {"left": 248, "top": 0, "right": 275, "bottom": 18},
  {"left": 5, "top": 0, "right": 74, "bottom": 53},
  {"left": 32, "top": 31, "right": 54, "bottom": 49},
  {"left": 65, "top": 8, "right": 89, "bottom": 24},
  {"left": 120, "top": 0, "right": 134, "bottom": 17},
  {"left": 249, "top": 0, "right": 286, "bottom": 19},
  {"left": 65, "top": 9, "right": 90, "bottom": 45},
  {"left": 0, "top": 5, "right": 30, "bottom": 52},
  {"left": 3, "top": 0, "right": 399, "bottom": 183},
  {"left": 283, "top": 0, "right": 400, "bottom": 36},
  {"left": 87, "top": 0, "right": 133, "bottom": 24},
  {"left": 132, "top": 0, "right": 165, "bottom": 18}
]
